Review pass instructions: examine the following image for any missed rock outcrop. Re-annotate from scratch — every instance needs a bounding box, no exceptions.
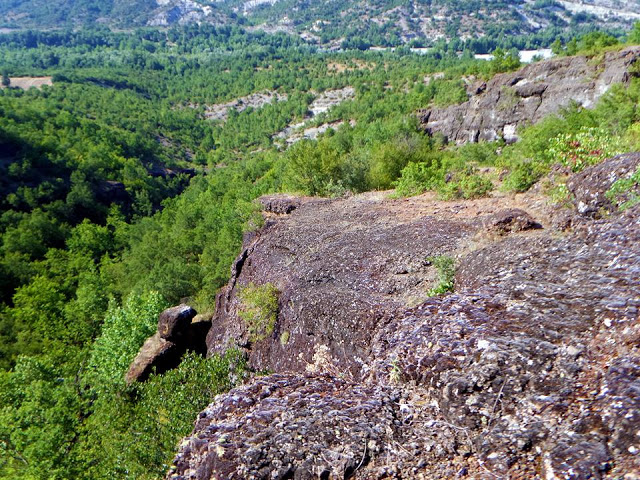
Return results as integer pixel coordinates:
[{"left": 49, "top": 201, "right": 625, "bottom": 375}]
[
  {"left": 419, "top": 47, "right": 640, "bottom": 144},
  {"left": 126, "top": 304, "right": 209, "bottom": 383},
  {"left": 567, "top": 151, "right": 640, "bottom": 217},
  {"left": 206, "top": 191, "right": 557, "bottom": 378},
  {"left": 171, "top": 156, "right": 639, "bottom": 479}
]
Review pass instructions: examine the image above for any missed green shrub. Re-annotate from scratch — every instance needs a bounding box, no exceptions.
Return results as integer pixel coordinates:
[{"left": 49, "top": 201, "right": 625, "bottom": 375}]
[
  {"left": 502, "top": 161, "right": 548, "bottom": 192},
  {"left": 432, "top": 79, "right": 468, "bottom": 107},
  {"left": 238, "top": 282, "right": 279, "bottom": 342},
  {"left": 367, "top": 142, "right": 416, "bottom": 190},
  {"left": 547, "top": 127, "right": 624, "bottom": 172},
  {"left": 427, "top": 255, "right": 456, "bottom": 296},
  {"left": 87, "top": 291, "right": 168, "bottom": 393},
  {"left": 437, "top": 169, "right": 493, "bottom": 200},
  {"left": 284, "top": 140, "right": 344, "bottom": 196},
  {"left": 456, "top": 141, "right": 500, "bottom": 166},
  {"left": 79, "top": 350, "right": 246, "bottom": 480}
]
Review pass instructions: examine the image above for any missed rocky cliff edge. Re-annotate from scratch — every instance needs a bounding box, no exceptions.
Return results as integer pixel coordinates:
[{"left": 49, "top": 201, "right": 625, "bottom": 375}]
[{"left": 168, "top": 153, "right": 640, "bottom": 479}]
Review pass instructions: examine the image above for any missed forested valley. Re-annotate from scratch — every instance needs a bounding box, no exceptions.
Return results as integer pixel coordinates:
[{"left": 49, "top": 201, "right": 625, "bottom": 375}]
[{"left": 1, "top": 22, "right": 640, "bottom": 479}]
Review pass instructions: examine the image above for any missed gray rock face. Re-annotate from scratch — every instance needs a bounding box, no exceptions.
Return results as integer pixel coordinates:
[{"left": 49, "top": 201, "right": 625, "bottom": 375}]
[
  {"left": 147, "top": 0, "right": 223, "bottom": 27},
  {"left": 567, "top": 151, "right": 640, "bottom": 217},
  {"left": 419, "top": 47, "right": 640, "bottom": 144},
  {"left": 172, "top": 160, "right": 640, "bottom": 479}
]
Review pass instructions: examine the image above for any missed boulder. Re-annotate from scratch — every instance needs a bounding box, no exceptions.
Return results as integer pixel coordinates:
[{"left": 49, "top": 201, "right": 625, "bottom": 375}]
[
  {"left": 259, "top": 194, "right": 329, "bottom": 214},
  {"left": 482, "top": 208, "right": 542, "bottom": 234},
  {"left": 126, "top": 305, "right": 209, "bottom": 384},
  {"left": 125, "top": 333, "right": 177, "bottom": 384},
  {"left": 158, "top": 304, "right": 197, "bottom": 342}
]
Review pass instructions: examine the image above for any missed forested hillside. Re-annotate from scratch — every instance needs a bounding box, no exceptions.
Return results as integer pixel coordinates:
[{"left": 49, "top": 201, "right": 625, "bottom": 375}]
[
  {"left": 1, "top": 0, "right": 639, "bottom": 50},
  {"left": 1, "top": 19, "right": 640, "bottom": 480}
]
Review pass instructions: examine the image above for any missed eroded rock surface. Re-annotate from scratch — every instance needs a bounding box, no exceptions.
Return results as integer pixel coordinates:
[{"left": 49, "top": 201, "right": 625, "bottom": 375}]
[
  {"left": 172, "top": 159, "right": 639, "bottom": 479},
  {"left": 419, "top": 47, "right": 640, "bottom": 144},
  {"left": 567, "top": 151, "right": 640, "bottom": 217},
  {"left": 207, "top": 191, "right": 552, "bottom": 377}
]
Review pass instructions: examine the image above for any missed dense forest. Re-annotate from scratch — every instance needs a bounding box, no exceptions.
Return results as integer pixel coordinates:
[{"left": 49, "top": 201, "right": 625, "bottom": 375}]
[{"left": 1, "top": 22, "right": 640, "bottom": 479}]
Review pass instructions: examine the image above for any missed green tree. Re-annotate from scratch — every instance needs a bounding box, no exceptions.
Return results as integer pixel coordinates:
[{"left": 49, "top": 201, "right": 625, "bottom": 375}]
[{"left": 629, "top": 22, "right": 640, "bottom": 45}]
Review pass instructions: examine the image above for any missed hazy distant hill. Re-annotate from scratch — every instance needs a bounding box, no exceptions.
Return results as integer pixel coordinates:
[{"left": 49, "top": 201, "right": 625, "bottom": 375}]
[{"left": 1, "top": 0, "right": 640, "bottom": 47}]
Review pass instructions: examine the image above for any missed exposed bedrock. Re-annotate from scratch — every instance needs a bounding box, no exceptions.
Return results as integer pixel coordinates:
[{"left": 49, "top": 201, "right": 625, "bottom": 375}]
[
  {"left": 419, "top": 47, "right": 640, "bottom": 144},
  {"left": 172, "top": 157, "right": 640, "bottom": 479},
  {"left": 567, "top": 151, "right": 640, "bottom": 217},
  {"left": 206, "top": 193, "right": 549, "bottom": 377}
]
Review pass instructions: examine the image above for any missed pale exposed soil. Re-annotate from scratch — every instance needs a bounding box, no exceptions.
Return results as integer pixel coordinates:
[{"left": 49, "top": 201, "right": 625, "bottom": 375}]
[{"left": 1, "top": 76, "right": 53, "bottom": 90}]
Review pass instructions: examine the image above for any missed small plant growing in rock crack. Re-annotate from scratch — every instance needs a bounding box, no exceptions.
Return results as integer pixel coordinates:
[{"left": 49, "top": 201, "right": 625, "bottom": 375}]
[
  {"left": 389, "top": 358, "right": 402, "bottom": 383},
  {"left": 238, "top": 282, "right": 279, "bottom": 342},
  {"left": 426, "top": 255, "right": 456, "bottom": 296}
]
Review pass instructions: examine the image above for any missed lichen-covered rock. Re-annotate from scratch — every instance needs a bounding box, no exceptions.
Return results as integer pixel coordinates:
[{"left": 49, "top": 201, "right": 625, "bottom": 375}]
[
  {"left": 168, "top": 374, "right": 399, "bottom": 480},
  {"left": 259, "top": 194, "right": 329, "bottom": 215},
  {"left": 172, "top": 191, "right": 639, "bottom": 478},
  {"left": 566, "top": 152, "right": 640, "bottom": 217},
  {"left": 482, "top": 208, "right": 542, "bottom": 234},
  {"left": 419, "top": 47, "right": 640, "bottom": 144}
]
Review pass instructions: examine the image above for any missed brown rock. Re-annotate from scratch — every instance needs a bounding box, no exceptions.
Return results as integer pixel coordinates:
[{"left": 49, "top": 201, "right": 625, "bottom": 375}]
[
  {"left": 125, "top": 333, "right": 177, "bottom": 384},
  {"left": 126, "top": 305, "right": 210, "bottom": 383},
  {"left": 483, "top": 208, "right": 542, "bottom": 234}
]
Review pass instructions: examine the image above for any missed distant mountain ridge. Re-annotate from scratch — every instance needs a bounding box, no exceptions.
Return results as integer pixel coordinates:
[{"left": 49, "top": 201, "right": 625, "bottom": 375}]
[{"left": 2, "top": 0, "right": 640, "bottom": 47}]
